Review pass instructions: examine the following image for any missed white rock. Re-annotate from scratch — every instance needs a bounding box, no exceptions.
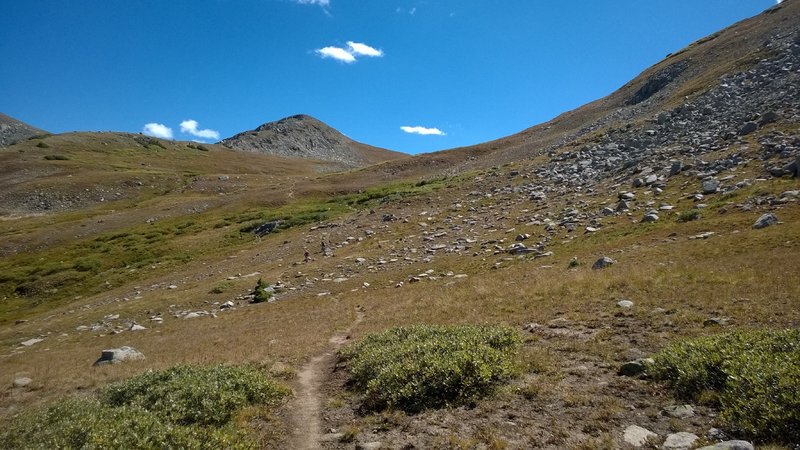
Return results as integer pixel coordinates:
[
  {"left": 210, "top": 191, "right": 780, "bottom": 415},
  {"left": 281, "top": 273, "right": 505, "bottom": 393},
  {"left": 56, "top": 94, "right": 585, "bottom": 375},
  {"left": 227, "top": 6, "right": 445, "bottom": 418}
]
[
  {"left": 624, "top": 425, "right": 658, "bottom": 448},
  {"left": 662, "top": 432, "right": 699, "bottom": 450}
]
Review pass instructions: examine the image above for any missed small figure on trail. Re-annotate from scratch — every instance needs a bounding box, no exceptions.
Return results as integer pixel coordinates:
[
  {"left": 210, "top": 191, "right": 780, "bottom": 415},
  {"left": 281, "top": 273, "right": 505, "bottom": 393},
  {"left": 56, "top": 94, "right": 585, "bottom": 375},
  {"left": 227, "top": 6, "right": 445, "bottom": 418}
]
[
  {"left": 304, "top": 249, "right": 310, "bottom": 263},
  {"left": 320, "top": 239, "right": 327, "bottom": 254}
]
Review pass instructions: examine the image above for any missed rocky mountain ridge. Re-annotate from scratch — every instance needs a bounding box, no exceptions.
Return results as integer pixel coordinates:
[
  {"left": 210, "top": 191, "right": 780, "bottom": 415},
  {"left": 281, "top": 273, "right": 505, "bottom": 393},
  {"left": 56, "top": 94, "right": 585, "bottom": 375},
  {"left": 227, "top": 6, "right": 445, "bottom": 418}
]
[
  {"left": 219, "top": 114, "right": 406, "bottom": 168},
  {"left": 0, "top": 113, "right": 46, "bottom": 147}
]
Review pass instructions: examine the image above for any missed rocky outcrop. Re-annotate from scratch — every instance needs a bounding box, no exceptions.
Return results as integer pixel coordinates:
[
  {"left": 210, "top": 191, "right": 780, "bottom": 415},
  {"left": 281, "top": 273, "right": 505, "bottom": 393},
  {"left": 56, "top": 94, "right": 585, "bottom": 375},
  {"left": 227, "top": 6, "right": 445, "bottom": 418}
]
[{"left": 0, "top": 113, "right": 47, "bottom": 147}]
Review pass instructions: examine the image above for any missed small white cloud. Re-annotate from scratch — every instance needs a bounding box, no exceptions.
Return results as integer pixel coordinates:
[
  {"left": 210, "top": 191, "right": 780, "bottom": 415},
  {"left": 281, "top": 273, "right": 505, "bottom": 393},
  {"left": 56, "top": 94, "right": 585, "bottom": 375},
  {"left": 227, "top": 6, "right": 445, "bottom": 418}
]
[
  {"left": 401, "top": 126, "right": 446, "bottom": 136},
  {"left": 316, "top": 46, "right": 356, "bottom": 63},
  {"left": 180, "top": 119, "right": 220, "bottom": 140},
  {"left": 142, "top": 123, "right": 173, "bottom": 140},
  {"left": 295, "top": 0, "right": 330, "bottom": 6},
  {"left": 347, "top": 41, "right": 383, "bottom": 57}
]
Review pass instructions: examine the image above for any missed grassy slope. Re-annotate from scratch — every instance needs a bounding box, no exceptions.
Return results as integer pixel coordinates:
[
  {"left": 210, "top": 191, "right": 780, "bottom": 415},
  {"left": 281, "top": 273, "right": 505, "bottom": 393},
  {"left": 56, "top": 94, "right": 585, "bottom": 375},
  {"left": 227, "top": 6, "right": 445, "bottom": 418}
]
[{"left": 0, "top": 2, "right": 798, "bottom": 446}]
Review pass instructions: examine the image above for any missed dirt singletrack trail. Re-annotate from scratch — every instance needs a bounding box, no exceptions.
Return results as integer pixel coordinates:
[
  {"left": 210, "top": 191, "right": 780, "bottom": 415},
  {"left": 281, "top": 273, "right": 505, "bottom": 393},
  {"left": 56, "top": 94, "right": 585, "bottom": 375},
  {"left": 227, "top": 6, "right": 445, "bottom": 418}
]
[{"left": 288, "top": 308, "right": 364, "bottom": 449}]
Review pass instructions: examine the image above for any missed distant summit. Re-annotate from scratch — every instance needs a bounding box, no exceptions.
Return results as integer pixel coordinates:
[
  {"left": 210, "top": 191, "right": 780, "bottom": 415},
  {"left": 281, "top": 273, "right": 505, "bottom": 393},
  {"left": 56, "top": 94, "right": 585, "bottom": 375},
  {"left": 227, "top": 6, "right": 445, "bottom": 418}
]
[
  {"left": 0, "top": 113, "right": 47, "bottom": 147},
  {"left": 219, "top": 115, "right": 405, "bottom": 168}
]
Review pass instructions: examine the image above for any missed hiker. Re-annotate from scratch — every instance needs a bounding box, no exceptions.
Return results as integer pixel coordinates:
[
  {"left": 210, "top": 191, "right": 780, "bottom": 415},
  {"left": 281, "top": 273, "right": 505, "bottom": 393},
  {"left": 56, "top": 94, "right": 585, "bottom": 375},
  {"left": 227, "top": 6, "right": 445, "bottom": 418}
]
[{"left": 304, "top": 249, "right": 310, "bottom": 262}]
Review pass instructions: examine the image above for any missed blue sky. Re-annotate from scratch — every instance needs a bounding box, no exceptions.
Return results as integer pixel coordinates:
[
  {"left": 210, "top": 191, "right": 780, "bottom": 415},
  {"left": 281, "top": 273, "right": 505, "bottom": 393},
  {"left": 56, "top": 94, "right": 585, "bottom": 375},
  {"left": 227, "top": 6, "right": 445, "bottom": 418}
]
[{"left": 0, "top": 1, "right": 779, "bottom": 154}]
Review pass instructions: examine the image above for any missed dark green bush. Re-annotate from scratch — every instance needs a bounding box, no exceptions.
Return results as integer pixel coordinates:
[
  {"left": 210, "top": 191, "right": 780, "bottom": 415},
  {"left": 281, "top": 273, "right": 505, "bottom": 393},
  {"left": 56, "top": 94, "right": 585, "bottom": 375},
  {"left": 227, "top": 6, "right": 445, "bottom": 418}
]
[
  {"left": 339, "top": 324, "right": 521, "bottom": 412},
  {"left": 36, "top": 141, "right": 50, "bottom": 149},
  {"left": 251, "top": 278, "right": 273, "bottom": 303},
  {"left": 103, "top": 364, "right": 288, "bottom": 426},
  {"left": 649, "top": 329, "right": 799, "bottom": 442},
  {"left": 677, "top": 209, "right": 701, "bottom": 222}
]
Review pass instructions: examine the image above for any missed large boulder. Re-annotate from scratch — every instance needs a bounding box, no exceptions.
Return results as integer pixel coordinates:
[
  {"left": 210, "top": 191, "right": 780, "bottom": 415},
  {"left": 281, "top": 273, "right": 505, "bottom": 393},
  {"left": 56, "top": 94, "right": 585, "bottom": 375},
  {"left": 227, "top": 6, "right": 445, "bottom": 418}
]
[
  {"left": 592, "top": 256, "right": 616, "bottom": 269},
  {"left": 752, "top": 213, "right": 778, "bottom": 229},
  {"left": 623, "top": 425, "right": 658, "bottom": 448},
  {"left": 93, "top": 346, "right": 145, "bottom": 366}
]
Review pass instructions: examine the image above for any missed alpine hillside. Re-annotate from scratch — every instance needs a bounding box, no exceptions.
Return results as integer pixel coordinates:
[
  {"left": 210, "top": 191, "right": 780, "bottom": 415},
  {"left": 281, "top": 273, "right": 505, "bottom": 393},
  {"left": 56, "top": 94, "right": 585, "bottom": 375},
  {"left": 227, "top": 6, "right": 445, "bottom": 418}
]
[{"left": 0, "top": 2, "right": 798, "bottom": 450}]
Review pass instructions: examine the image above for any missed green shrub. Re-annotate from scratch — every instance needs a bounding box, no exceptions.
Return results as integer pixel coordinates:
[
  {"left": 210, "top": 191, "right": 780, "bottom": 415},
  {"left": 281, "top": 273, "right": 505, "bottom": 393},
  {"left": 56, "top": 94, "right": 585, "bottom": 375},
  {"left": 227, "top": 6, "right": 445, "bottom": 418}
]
[
  {"left": 36, "top": 141, "right": 50, "bottom": 149},
  {"left": 210, "top": 281, "right": 234, "bottom": 294},
  {"left": 677, "top": 209, "right": 701, "bottom": 222},
  {"left": 649, "top": 329, "right": 799, "bottom": 442},
  {"left": 0, "top": 365, "right": 288, "bottom": 449},
  {"left": 44, "top": 154, "right": 70, "bottom": 161},
  {"left": 339, "top": 324, "right": 522, "bottom": 412},
  {"left": 103, "top": 364, "right": 288, "bottom": 426},
  {"left": 251, "top": 278, "right": 273, "bottom": 303},
  {"left": 0, "top": 397, "right": 255, "bottom": 449}
]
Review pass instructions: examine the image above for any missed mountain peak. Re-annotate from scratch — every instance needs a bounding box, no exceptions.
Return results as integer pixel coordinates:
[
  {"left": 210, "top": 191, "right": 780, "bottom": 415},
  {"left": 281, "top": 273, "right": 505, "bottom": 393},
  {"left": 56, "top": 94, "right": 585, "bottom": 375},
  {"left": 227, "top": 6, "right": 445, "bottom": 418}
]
[
  {"left": 0, "top": 113, "right": 47, "bottom": 147},
  {"left": 221, "top": 114, "right": 405, "bottom": 168}
]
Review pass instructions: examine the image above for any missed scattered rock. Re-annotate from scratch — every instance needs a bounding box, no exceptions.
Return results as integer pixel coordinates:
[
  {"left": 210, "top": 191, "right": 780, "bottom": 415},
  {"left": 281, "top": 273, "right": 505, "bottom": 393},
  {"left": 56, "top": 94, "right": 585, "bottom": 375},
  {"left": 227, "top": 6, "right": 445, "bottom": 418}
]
[
  {"left": 20, "top": 338, "right": 44, "bottom": 347},
  {"left": 128, "top": 323, "right": 146, "bottom": 331},
  {"left": 662, "top": 432, "right": 699, "bottom": 450},
  {"left": 93, "top": 346, "right": 145, "bottom": 366},
  {"left": 702, "top": 179, "right": 720, "bottom": 195},
  {"left": 617, "top": 299, "right": 634, "bottom": 308},
  {"left": 661, "top": 404, "right": 695, "bottom": 419},
  {"left": 642, "top": 213, "right": 659, "bottom": 223},
  {"left": 697, "top": 441, "right": 755, "bottom": 450},
  {"left": 592, "top": 256, "right": 616, "bottom": 269},
  {"left": 704, "top": 317, "right": 731, "bottom": 327},
  {"left": 356, "top": 442, "right": 383, "bottom": 450},
  {"left": 689, "top": 231, "right": 716, "bottom": 240},
  {"left": 737, "top": 121, "right": 758, "bottom": 136},
  {"left": 618, "top": 358, "right": 653, "bottom": 377},
  {"left": 752, "top": 213, "right": 778, "bottom": 229},
  {"left": 669, "top": 160, "right": 683, "bottom": 176},
  {"left": 13, "top": 377, "right": 32, "bottom": 388},
  {"left": 623, "top": 425, "right": 658, "bottom": 448}
]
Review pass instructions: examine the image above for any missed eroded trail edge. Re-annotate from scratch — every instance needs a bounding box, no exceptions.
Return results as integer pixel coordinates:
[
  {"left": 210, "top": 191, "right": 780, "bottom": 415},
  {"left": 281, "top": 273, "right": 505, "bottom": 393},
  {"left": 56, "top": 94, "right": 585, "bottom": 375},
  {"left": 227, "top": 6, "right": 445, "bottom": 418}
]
[{"left": 288, "top": 309, "right": 364, "bottom": 450}]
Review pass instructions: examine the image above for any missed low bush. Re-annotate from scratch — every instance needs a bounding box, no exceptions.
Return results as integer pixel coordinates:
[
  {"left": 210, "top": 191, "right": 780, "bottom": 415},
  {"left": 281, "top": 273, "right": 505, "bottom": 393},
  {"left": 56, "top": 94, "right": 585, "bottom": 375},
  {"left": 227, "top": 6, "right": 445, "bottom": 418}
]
[
  {"left": 103, "top": 364, "right": 288, "bottom": 426},
  {"left": 677, "top": 209, "right": 701, "bottom": 222},
  {"left": 649, "top": 328, "right": 799, "bottom": 442},
  {"left": 339, "top": 324, "right": 521, "bottom": 412},
  {"left": 0, "top": 398, "right": 254, "bottom": 449},
  {"left": 1, "top": 365, "right": 288, "bottom": 449}
]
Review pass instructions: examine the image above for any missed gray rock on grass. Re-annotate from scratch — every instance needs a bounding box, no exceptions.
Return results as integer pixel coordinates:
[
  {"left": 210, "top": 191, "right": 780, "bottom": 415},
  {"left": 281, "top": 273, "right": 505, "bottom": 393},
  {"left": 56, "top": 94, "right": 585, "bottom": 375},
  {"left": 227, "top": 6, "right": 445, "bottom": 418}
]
[
  {"left": 752, "top": 213, "right": 778, "bottom": 229},
  {"left": 623, "top": 425, "right": 658, "bottom": 448},
  {"left": 592, "top": 256, "right": 616, "bottom": 269},
  {"left": 93, "top": 346, "right": 145, "bottom": 366},
  {"left": 662, "top": 432, "right": 699, "bottom": 450}
]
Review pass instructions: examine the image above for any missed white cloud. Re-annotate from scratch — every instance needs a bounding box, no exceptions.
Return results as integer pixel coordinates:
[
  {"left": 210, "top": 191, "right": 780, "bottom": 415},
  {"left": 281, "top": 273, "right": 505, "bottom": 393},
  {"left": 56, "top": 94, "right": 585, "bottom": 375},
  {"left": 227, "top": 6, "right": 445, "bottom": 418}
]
[
  {"left": 400, "top": 126, "right": 446, "bottom": 136},
  {"left": 294, "top": 0, "right": 330, "bottom": 6},
  {"left": 180, "top": 119, "right": 220, "bottom": 140},
  {"left": 347, "top": 41, "right": 383, "bottom": 57},
  {"left": 142, "top": 123, "right": 173, "bottom": 140},
  {"left": 316, "top": 41, "right": 383, "bottom": 63},
  {"left": 316, "top": 46, "right": 356, "bottom": 63}
]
